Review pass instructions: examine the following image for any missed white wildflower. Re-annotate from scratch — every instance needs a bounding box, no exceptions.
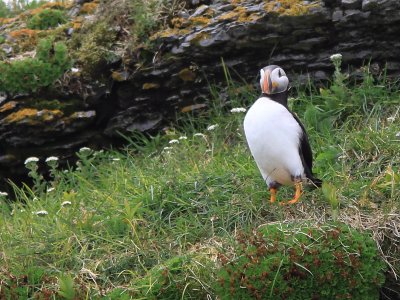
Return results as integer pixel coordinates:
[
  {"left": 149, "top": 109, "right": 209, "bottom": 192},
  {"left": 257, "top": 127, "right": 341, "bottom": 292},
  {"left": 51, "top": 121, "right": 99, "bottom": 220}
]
[
  {"left": 34, "top": 210, "right": 48, "bottom": 216},
  {"left": 47, "top": 187, "right": 55, "bottom": 193},
  {"left": 24, "top": 157, "right": 39, "bottom": 165},
  {"left": 194, "top": 133, "right": 206, "bottom": 138},
  {"left": 230, "top": 107, "right": 247, "bottom": 113},
  {"left": 163, "top": 146, "right": 173, "bottom": 150},
  {"left": 330, "top": 53, "right": 342, "bottom": 62},
  {"left": 61, "top": 201, "right": 72, "bottom": 207},
  {"left": 207, "top": 124, "right": 218, "bottom": 131},
  {"left": 0, "top": 191, "right": 8, "bottom": 197},
  {"left": 396, "top": 132, "right": 400, "bottom": 138},
  {"left": 387, "top": 116, "right": 395, "bottom": 122},
  {"left": 79, "top": 147, "right": 92, "bottom": 153},
  {"left": 71, "top": 67, "right": 80, "bottom": 73},
  {"left": 45, "top": 156, "right": 59, "bottom": 163},
  {"left": 169, "top": 139, "right": 179, "bottom": 144},
  {"left": 178, "top": 136, "right": 187, "bottom": 140}
]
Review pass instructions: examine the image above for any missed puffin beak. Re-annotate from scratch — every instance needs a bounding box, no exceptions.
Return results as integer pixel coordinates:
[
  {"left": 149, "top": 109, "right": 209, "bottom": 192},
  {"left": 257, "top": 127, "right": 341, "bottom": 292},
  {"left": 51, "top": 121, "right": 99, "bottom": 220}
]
[{"left": 263, "top": 70, "right": 272, "bottom": 94}]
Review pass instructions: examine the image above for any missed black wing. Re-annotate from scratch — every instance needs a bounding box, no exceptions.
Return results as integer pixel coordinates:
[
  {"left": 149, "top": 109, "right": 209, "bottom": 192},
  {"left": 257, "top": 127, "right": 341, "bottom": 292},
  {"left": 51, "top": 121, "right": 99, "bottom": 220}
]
[{"left": 291, "top": 112, "right": 322, "bottom": 187}]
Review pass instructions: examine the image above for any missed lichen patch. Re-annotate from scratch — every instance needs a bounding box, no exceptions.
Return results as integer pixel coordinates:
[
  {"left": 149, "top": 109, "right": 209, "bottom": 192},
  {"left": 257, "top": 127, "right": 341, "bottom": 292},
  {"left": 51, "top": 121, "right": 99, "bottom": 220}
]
[
  {"left": 264, "top": 0, "right": 320, "bottom": 16},
  {"left": 2, "top": 108, "right": 63, "bottom": 125}
]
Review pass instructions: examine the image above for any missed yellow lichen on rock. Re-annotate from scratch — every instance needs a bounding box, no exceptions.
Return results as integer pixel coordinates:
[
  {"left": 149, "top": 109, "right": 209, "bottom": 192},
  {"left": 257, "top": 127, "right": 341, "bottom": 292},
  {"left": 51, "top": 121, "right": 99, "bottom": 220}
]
[
  {"left": 0, "top": 101, "right": 18, "bottom": 113},
  {"left": 3, "top": 108, "right": 39, "bottom": 124},
  {"left": 170, "top": 17, "right": 187, "bottom": 29},
  {"left": 187, "top": 31, "right": 211, "bottom": 45},
  {"left": 178, "top": 68, "right": 196, "bottom": 82},
  {"left": 80, "top": 2, "right": 98, "bottom": 14},
  {"left": 72, "top": 16, "right": 84, "bottom": 30},
  {"left": 0, "top": 17, "right": 17, "bottom": 25},
  {"left": 150, "top": 28, "right": 191, "bottom": 40},
  {"left": 2, "top": 108, "right": 63, "bottom": 125},
  {"left": 189, "top": 16, "right": 212, "bottom": 26},
  {"left": 264, "top": 0, "right": 319, "bottom": 16},
  {"left": 219, "top": 6, "right": 246, "bottom": 21},
  {"left": 9, "top": 29, "right": 39, "bottom": 39},
  {"left": 217, "top": 6, "right": 260, "bottom": 23},
  {"left": 142, "top": 83, "right": 160, "bottom": 90}
]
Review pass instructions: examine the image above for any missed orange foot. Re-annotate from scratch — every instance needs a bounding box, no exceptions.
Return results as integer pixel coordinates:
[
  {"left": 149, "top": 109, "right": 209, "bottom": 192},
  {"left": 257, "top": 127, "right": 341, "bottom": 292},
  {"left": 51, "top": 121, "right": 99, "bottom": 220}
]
[{"left": 280, "top": 181, "right": 303, "bottom": 205}]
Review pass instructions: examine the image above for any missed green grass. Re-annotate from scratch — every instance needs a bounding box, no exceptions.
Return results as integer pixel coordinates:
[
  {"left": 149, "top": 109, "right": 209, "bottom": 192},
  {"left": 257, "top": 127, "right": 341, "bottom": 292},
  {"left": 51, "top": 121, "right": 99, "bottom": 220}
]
[{"left": 0, "top": 62, "right": 399, "bottom": 298}]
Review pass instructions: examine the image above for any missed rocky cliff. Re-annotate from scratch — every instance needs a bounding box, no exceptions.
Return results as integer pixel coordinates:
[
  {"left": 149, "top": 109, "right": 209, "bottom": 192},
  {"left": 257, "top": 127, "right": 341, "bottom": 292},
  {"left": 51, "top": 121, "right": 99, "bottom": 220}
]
[{"left": 1, "top": 0, "right": 400, "bottom": 187}]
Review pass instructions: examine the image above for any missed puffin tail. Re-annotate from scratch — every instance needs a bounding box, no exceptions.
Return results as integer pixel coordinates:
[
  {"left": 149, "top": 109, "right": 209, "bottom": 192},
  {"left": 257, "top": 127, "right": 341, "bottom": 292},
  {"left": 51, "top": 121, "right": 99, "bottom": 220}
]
[
  {"left": 307, "top": 175, "right": 322, "bottom": 189},
  {"left": 304, "top": 167, "right": 322, "bottom": 189}
]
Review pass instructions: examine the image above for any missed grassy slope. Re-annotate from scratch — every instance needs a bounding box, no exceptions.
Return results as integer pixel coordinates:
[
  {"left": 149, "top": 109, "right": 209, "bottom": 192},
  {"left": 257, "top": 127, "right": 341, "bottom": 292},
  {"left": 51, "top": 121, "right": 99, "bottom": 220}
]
[{"left": 0, "top": 67, "right": 399, "bottom": 298}]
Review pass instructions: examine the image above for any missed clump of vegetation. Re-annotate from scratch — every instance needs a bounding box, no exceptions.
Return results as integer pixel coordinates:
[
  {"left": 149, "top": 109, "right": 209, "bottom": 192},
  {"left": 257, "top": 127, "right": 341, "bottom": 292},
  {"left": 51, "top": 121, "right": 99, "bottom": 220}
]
[
  {"left": 215, "top": 223, "right": 386, "bottom": 299},
  {"left": 70, "top": 21, "right": 117, "bottom": 77},
  {"left": 0, "top": 37, "right": 70, "bottom": 94},
  {"left": 132, "top": 254, "right": 215, "bottom": 299},
  {"left": 27, "top": 8, "right": 67, "bottom": 29},
  {"left": 129, "top": 0, "right": 164, "bottom": 43}
]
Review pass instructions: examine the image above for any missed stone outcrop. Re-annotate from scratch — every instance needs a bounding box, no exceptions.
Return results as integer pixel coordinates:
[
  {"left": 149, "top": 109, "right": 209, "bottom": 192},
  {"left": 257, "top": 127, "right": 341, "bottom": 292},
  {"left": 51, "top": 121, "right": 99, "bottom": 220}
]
[{"left": 1, "top": 0, "right": 400, "bottom": 187}]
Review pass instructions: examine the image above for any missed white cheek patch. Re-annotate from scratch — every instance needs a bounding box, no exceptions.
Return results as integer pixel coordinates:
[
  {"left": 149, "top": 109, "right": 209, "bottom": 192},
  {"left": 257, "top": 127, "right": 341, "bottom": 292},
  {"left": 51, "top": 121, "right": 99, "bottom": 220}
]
[{"left": 259, "top": 69, "right": 265, "bottom": 88}]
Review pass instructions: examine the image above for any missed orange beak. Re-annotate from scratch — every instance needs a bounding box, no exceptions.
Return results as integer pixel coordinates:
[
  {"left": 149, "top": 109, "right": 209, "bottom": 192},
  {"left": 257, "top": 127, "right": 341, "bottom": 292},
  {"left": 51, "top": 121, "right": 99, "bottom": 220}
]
[{"left": 263, "top": 70, "right": 271, "bottom": 94}]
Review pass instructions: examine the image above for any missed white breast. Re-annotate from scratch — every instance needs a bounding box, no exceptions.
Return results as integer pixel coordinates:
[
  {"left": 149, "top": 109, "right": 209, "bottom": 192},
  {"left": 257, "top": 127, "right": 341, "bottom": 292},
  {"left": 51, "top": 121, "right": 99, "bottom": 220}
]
[{"left": 243, "top": 97, "right": 304, "bottom": 186}]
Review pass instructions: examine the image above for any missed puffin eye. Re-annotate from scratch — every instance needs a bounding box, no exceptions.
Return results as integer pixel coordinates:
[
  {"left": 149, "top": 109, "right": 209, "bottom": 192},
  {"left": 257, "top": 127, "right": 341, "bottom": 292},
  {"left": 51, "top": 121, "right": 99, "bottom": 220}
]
[{"left": 278, "top": 69, "right": 282, "bottom": 77}]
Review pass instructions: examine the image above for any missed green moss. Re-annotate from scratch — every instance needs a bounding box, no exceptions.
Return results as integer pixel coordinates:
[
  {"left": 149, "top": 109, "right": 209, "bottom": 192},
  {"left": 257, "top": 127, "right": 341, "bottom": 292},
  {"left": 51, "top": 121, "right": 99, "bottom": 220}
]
[{"left": 216, "top": 223, "right": 386, "bottom": 300}]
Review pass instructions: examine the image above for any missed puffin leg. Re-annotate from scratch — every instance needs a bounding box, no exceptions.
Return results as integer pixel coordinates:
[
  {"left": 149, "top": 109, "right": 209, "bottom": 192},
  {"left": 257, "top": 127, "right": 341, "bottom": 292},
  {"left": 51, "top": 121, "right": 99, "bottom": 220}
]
[
  {"left": 269, "top": 187, "right": 277, "bottom": 203},
  {"left": 287, "top": 180, "right": 303, "bottom": 204},
  {"left": 268, "top": 182, "right": 281, "bottom": 203}
]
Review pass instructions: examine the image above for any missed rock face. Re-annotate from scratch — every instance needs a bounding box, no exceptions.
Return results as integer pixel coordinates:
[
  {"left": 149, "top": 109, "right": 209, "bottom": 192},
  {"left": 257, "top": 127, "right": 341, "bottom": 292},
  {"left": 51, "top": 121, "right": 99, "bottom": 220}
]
[{"left": 1, "top": 0, "right": 400, "bottom": 187}]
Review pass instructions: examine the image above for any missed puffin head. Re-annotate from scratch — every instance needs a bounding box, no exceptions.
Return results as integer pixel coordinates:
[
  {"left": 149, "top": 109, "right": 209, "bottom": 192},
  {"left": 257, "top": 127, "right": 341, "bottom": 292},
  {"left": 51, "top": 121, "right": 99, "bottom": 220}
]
[{"left": 259, "top": 65, "right": 289, "bottom": 95}]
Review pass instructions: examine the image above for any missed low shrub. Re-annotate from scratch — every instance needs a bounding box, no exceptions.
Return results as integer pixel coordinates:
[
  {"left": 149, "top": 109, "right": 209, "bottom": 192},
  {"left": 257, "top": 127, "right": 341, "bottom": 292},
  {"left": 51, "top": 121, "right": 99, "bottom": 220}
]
[
  {"left": 215, "top": 222, "right": 386, "bottom": 300},
  {"left": 27, "top": 8, "right": 67, "bottom": 30},
  {"left": 0, "top": 38, "right": 70, "bottom": 94}
]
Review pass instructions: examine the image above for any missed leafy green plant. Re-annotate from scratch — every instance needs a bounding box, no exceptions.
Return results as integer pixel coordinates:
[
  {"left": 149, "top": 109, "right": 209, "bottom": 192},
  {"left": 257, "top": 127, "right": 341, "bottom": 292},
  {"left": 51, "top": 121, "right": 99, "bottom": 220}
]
[
  {"left": 129, "top": 0, "right": 163, "bottom": 42},
  {"left": 322, "top": 182, "right": 339, "bottom": 220},
  {"left": 0, "top": 37, "right": 70, "bottom": 94},
  {"left": 215, "top": 223, "right": 386, "bottom": 300},
  {"left": 27, "top": 8, "right": 67, "bottom": 30},
  {"left": 58, "top": 275, "right": 76, "bottom": 300},
  {"left": 133, "top": 254, "right": 214, "bottom": 299}
]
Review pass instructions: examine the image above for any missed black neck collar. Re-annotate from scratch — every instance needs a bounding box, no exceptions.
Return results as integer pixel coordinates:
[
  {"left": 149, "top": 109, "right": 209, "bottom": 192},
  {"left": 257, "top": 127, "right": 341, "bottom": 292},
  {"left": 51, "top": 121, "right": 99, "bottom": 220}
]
[{"left": 261, "top": 90, "right": 289, "bottom": 108}]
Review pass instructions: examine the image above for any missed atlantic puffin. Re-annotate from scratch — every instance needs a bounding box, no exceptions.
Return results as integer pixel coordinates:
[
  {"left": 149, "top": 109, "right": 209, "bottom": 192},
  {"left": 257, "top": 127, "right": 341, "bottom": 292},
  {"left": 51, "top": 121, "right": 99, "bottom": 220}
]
[{"left": 243, "top": 65, "right": 321, "bottom": 204}]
